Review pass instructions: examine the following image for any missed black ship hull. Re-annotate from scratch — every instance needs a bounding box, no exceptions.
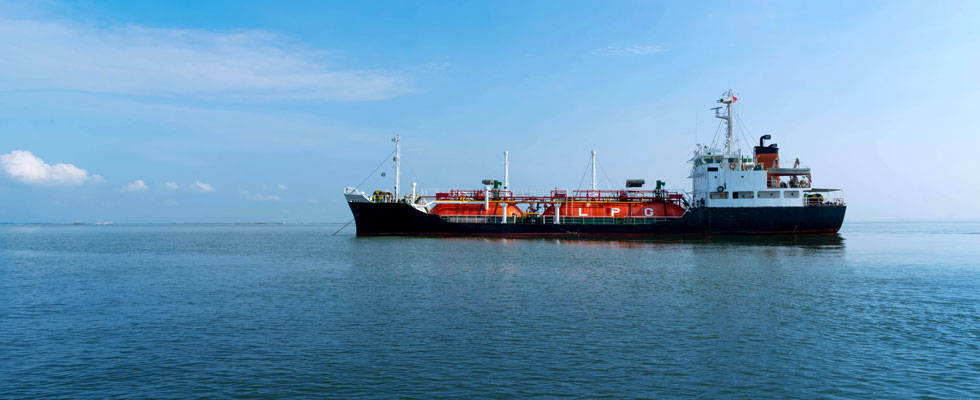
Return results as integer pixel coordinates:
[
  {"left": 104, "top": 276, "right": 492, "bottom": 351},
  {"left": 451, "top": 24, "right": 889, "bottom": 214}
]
[{"left": 347, "top": 202, "right": 846, "bottom": 237}]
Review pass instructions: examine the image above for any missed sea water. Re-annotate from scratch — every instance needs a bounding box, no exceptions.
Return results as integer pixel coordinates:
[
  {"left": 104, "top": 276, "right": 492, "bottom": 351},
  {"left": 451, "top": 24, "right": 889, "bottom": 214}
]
[{"left": 1, "top": 222, "right": 978, "bottom": 398}]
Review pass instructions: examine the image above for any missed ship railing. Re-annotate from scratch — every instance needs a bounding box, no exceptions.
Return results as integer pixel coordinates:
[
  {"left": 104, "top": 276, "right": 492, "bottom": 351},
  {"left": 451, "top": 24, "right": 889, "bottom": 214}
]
[
  {"left": 419, "top": 187, "right": 690, "bottom": 203},
  {"left": 803, "top": 189, "right": 845, "bottom": 207},
  {"left": 418, "top": 188, "right": 571, "bottom": 198},
  {"left": 804, "top": 197, "right": 846, "bottom": 206},
  {"left": 438, "top": 215, "right": 682, "bottom": 225}
]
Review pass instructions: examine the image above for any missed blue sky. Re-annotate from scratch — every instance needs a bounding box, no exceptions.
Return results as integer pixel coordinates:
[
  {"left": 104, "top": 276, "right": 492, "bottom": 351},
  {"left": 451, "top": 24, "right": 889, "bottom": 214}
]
[{"left": 1, "top": 1, "right": 977, "bottom": 222}]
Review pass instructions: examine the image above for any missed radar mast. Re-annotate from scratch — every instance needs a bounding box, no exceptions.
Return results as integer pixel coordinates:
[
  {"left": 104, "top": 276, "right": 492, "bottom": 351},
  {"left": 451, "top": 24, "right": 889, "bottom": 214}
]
[{"left": 713, "top": 90, "right": 737, "bottom": 154}]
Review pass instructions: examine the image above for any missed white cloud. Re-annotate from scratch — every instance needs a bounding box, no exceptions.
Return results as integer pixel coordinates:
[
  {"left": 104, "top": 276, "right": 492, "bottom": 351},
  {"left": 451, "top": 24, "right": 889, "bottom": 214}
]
[
  {"left": 122, "top": 179, "right": 148, "bottom": 192},
  {"left": 190, "top": 181, "right": 214, "bottom": 193},
  {"left": 0, "top": 150, "right": 101, "bottom": 186},
  {"left": 163, "top": 181, "right": 179, "bottom": 189},
  {"left": 594, "top": 44, "right": 665, "bottom": 56},
  {"left": 0, "top": 14, "right": 412, "bottom": 101},
  {"left": 242, "top": 190, "right": 280, "bottom": 201},
  {"left": 278, "top": 184, "right": 287, "bottom": 191}
]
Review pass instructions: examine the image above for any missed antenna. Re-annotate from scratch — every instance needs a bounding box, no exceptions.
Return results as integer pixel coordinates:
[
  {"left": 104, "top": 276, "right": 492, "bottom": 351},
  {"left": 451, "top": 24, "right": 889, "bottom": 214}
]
[
  {"left": 504, "top": 151, "right": 510, "bottom": 190},
  {"left": 392, "top": 135, "right": 400, "bottom": 200},
  {"left": 590, "top": 150, "right": 597, "bottom": 191}
]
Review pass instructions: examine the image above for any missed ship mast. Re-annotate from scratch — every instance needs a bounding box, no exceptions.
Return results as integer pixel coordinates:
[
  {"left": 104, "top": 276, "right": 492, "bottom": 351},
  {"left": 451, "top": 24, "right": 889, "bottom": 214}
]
[
  {"left": 504, "top": 151, "right": 510, "bottom": 190},
  {"left": 714, "top": 90, "right": 736, "bottom": 154},
  {"left": 590, "top": 150, "right": 597, "bottom": 191},
  {"left": 392, "top": 135, "right": 400, "bottom": 200}
]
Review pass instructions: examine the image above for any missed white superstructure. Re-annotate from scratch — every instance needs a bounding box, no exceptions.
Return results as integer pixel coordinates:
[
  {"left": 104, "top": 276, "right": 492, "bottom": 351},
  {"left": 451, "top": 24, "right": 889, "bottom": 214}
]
[{"left": 689, "top": 90, "right": 842, "bottom": 208}]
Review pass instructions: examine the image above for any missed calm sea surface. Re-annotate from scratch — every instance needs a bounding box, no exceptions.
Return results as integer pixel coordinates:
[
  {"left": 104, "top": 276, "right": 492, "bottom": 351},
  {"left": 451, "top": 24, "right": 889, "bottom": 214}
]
[{"left": 1, "top": 222, "right": 978, "bottom": 399}]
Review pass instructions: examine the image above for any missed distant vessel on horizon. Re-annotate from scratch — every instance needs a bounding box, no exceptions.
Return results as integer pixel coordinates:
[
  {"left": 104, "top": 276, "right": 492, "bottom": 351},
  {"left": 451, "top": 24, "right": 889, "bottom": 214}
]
[{"left": 344, "top": 91, "right": 846, "bottom": 236}]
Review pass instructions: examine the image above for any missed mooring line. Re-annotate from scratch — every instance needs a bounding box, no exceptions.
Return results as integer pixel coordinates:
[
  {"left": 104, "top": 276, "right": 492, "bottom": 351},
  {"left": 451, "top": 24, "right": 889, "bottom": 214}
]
[{"left": 332, "top": 218, "right": 355, "bottom": 236}]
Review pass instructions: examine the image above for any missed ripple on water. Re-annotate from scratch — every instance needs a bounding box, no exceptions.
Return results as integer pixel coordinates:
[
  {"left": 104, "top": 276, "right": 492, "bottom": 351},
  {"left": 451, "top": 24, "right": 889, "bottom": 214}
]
[{"left": 0, "top": 223, "right": 978, "bottom": 398}]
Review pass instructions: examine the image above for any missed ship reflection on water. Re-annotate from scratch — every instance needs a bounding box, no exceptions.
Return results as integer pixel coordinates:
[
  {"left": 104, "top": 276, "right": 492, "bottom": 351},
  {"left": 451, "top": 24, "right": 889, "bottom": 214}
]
[{"left": 426, "top": 233, "right": 845, "bottom": 250}]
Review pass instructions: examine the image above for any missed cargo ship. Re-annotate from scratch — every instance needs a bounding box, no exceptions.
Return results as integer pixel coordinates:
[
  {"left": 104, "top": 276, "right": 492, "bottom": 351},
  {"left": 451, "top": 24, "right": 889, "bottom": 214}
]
[{"left": 344, "top": 91, "right": 845, "bottom": 236}]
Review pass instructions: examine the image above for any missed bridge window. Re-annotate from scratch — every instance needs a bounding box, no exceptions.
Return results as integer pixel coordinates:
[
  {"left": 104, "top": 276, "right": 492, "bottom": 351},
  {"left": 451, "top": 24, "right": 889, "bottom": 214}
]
[
  {"left": 783, "top": 191, "right": 800, "bottom": 198},
  {"left": 709, "top": 192, "right": 728, "bottom": 199},
  {"left": 707, "top": 167, "right": 718, "bottom": 171},
  {"left": 758, "top": 191, "right": 779, "bottom": 198},
  {"left": 734, "top": 191, "right": 754, "bottom": 199}
]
